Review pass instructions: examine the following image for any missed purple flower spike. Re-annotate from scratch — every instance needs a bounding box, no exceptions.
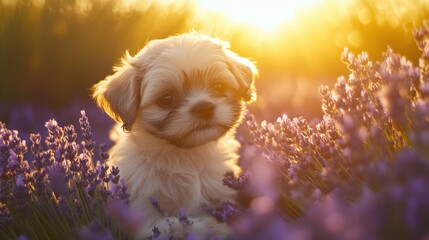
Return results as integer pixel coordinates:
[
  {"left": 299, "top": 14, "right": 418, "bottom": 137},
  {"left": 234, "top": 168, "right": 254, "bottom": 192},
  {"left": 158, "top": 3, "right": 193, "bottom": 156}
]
[
  {"left": 223, "top": 171, "right": 250, "bottom": 190},
  {"left": 64, "top": 125, "right": 77, "bottom": 143},
  {"left": 29, "top": 133, "right": 42, "bottom": 154},
  {"left": 207, "top": 201, "right": 240, "bottom": 223},
  {"left": 149, "top": 197, "right": 165, "bottom": 215},
  {"left": 11, "top": 176, "right": 31, "bottom": 215},
  {"left": 15, "top": 174, "right": 25, "bottom": 186},
  {"left": 109, "top": 166, "right": 120, "bottom": 184},
  {"left": 178, "top": 208, "right": 193, "bottom": 226},
  {"left": 1, "top": 112, "right": 134, "bottom": 239},
  {"left": 45, "top": 119, "right": 64, "bottom": 140},
  {"left": 99, "top": 143, "right": 109, "bottom": 162},
  {"left": 79, "top": 110, "right": 95, "bottom": 152},
  {"left": 7, "top": 149, "right": 19, "bottom": 171},
  {"left": 105, "top": 200, "right": 144, "bottom": 234},
  {"left": 77, "top": 220, "right": 114, "bottom": 240},
  {"left": 48, "top": 165, "right": 68, "bottom": 197}
]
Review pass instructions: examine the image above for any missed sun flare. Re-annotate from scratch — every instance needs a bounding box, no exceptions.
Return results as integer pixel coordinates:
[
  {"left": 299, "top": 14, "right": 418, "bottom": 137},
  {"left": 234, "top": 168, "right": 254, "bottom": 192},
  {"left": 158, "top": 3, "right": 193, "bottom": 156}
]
[{"left": 198, "top": 0, "right": 323, "bottom": 32}]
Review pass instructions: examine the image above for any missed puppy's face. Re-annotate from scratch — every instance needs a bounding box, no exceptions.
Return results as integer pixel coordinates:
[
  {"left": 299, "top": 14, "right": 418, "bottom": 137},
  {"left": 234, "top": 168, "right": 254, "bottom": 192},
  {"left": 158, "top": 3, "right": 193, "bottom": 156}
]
[{"left": 93, "top": 33, "right": 257, "bottom": 148}]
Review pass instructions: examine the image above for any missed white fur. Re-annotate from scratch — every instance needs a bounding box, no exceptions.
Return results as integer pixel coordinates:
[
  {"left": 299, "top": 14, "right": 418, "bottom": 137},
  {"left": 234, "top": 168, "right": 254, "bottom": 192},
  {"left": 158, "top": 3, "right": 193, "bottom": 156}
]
[{"left": 92, "top": 33, "right": 257, "bottom": 239}]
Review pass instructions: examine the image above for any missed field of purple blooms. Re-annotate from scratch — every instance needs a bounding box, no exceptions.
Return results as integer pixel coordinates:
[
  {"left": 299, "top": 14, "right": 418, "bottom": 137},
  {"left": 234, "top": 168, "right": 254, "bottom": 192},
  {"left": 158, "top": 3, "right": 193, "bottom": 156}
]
[{"left": 2, "top": 22, "right": 429, "bottom": 240}]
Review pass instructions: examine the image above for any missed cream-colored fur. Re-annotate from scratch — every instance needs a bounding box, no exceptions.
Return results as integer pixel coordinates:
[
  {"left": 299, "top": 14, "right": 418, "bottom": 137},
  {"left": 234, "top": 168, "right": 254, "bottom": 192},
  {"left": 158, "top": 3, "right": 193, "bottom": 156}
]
[
  {"left": 110, "top": 122, "right": 240, "bottom": 238},
  {"left": 92, "top": 33, "right": 257, "bottom": 239}
]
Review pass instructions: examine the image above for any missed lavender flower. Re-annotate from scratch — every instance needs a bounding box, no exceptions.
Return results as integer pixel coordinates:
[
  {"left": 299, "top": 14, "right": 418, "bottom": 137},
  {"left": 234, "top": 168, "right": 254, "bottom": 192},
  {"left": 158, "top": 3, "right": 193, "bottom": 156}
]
[
  {"left": 77, "top": 220, "right": 114, "bottom": 240},
  {"left": 223, "top": 171, "right": 250, "bottom": 191},
  {"left": 207, "top": 201, "right": 240, "bottom": 223},
  {"left": 99, "top": 143, "right": 110, "bottom": 163},
  {"left": 237, "top": 20, "right": 429, "bottom": 239},
  {"left": 149, "top": 196, "right": 165, "bottom": 215},
  {"left": 178, "top": 208, "right": 193, "bottom": 226},
  {"left": 47, "top": 164, "right": 69, "bottom": 196},
  {"left": 105, "top": 200, "right": 144, "bottom": 234},
  {"left": 0, "top": 111, "right": 132, "bottom": 239},
  {"left": 79, "top": 110, "right": 95, "bottom": 153}
]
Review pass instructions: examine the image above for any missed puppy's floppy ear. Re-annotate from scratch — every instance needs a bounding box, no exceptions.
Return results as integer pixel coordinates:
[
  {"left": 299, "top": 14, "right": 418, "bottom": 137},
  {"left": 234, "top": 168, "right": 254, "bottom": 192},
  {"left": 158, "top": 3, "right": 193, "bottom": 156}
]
[
  {"left": 224, "top": 48, "right": 258, "bottom": 102},
  {"left": 92, "top": 51, "right": 142, "bottom": 131}
]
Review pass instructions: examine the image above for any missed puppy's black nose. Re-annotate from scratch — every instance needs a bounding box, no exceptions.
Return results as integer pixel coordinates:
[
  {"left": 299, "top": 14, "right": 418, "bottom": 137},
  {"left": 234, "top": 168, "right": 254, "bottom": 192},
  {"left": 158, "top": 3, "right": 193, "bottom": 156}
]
[{"left": 191, "top": 101, "right": 215, "bottom": 119}]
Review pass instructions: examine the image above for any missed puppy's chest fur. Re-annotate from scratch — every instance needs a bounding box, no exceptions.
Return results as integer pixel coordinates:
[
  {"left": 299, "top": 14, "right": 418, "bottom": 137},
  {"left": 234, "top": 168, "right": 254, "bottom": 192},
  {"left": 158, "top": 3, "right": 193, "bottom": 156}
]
[{"left": 109, "top": 131, "right": 238, "bottom": 216}]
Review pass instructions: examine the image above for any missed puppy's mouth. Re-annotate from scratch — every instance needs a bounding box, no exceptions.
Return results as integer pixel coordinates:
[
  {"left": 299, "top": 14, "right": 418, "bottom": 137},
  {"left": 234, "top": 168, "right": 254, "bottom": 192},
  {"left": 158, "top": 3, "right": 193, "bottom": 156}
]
[
  {"left": 171, "top": 121, "right": 231, "bottom": 148},
  {"left": 185, "top": 121, "right": 229, "bottom": 136}
]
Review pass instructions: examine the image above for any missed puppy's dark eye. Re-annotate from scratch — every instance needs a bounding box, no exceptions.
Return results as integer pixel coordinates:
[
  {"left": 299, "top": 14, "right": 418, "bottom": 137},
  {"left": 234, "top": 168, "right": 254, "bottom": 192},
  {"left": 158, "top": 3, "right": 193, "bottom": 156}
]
[
  {"left": 212, "top": 83, "right": 225, "bottom": 93},
  {"left": 158, "top": 95, "right": 175, "bottom": 107}
]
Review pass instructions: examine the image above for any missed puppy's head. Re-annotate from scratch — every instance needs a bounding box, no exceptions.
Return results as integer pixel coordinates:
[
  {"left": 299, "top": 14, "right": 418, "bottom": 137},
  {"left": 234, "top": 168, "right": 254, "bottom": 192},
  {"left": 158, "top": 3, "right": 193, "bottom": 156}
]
[{"left": 92, "top": 33, "right": 257, "bottom": 148}]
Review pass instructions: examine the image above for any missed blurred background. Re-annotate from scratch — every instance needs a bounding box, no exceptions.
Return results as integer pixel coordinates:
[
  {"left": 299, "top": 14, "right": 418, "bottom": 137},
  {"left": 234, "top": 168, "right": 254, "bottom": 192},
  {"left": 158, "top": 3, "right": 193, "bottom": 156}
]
[{"left": 1, "top": 0, "right": 428, "bottom": 143}]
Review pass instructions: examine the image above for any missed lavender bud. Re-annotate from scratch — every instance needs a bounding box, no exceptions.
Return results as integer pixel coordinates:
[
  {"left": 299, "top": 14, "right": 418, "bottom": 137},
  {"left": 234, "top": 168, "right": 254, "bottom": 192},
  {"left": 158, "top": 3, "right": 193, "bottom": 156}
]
[{"left": 149, "top": 197, "right": 164, "bottom": 215}]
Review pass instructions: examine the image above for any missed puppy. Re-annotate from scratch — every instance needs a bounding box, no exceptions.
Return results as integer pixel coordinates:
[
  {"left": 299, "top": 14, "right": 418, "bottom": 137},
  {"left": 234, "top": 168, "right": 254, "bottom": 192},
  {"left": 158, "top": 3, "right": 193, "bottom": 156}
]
[{"left": 92, "top": 33, "right": 257, "bottom": 239}]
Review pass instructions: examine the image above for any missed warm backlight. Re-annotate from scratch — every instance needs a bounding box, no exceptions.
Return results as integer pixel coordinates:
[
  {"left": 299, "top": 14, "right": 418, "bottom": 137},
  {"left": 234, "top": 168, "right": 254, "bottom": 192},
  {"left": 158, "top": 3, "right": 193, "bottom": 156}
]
[{"left": 198, "top": 0, "right": 323, "bottom": 32}]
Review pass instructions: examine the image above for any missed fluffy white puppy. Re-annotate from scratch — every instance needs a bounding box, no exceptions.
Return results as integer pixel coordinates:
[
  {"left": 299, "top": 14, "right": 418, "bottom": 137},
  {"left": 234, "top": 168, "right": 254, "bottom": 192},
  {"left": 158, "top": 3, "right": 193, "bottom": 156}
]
[{"left": 92, "top": 33, "right": 257, "bottom": 239}]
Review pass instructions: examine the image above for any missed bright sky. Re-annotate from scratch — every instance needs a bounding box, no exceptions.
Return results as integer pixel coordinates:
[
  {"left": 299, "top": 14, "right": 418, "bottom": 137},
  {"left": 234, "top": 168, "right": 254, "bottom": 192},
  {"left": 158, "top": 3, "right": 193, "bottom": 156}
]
[
  {"left": 120, "top": 0, "right": 324, "bottom": 32},
  {"left": 197, "top": 0, "right": 324, "bottom": 32}
]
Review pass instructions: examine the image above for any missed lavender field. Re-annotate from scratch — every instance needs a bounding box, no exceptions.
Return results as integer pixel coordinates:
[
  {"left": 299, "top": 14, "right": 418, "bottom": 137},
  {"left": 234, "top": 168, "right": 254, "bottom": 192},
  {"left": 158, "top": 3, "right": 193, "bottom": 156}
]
[{"left": 2, "top": 0, "right": 429, "bottom": 239}]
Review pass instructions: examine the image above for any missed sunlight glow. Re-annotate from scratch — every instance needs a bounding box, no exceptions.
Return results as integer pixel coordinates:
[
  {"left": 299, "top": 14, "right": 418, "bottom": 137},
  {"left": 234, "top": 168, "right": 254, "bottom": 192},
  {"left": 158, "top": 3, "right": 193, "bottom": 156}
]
[
  {"left": 120, "top": 0, "right": 186, "bottom": 11},
  {"left": 198, "top": 0, "right": 323, "bottom": 32}
]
